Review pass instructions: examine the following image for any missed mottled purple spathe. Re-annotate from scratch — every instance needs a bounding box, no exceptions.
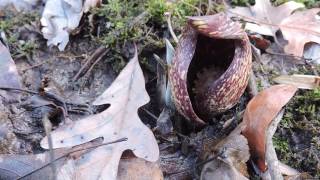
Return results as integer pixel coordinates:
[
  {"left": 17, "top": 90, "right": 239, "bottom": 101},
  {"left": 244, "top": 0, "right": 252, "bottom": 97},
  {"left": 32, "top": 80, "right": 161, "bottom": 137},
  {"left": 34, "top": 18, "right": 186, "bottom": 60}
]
[{"left": 169, "top": 13, "right": 252, "bottom": 126}]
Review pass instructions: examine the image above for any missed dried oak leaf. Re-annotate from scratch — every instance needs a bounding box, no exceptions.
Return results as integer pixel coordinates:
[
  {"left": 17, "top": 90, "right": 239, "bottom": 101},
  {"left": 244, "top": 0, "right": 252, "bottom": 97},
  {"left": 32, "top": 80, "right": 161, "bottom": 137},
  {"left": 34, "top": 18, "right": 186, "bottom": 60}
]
[
  {"left": 242, "top": 84, "right": 297, "bottom": 172},
  {"left": 201, "top": 126, "right": 250, "bottom": 180},
  {"left": 279, "top": 8, "right": 320, "bottom": 57},
  {"left": 40, "top": 47, "right": 159, "bottom": 179},
  {"left": 0, "top": 42, "right": 21, "bottom": 101},
  {"left": 229, "top": 0, "right": 304, "bottom": 36},
  {"left": 0, "top": 146, "right": 162, "bottom": 179}
]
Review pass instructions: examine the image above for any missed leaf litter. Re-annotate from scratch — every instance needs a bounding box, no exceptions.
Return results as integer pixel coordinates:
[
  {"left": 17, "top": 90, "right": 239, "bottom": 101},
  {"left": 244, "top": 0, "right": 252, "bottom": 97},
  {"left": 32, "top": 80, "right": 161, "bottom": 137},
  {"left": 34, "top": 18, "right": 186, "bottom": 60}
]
[{"left": 0, "top": 0, "right": 319, "bottom": 179}]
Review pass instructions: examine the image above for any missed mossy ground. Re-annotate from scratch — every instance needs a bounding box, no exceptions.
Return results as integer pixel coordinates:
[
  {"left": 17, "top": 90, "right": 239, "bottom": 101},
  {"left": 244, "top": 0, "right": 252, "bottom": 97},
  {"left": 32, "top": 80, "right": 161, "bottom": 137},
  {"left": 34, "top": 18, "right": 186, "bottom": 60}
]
[
  {"left": 0, "top": 0, "right": 319, "bottom": 178},
  {"left": 273, "top": 86, "right": 320, "bottom": 177}
]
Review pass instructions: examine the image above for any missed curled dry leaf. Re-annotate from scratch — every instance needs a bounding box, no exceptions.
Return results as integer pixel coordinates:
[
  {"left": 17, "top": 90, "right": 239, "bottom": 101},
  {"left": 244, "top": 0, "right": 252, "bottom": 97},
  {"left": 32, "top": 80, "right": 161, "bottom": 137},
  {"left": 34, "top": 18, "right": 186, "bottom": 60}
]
[
  {"left": 41, "top": 0, "right": 101, "bottom": 51},
  {"left": 0, "top": 42, "right": 21, "bottom": 101},
  {"left": 201, "top": 126, "right": 250, "bottom": 180},
  {"left": 274, "top": 74, "right": 320, "bottom": 90},
  {"left": 40, "top": 46, "right": 159, "bottom": 179},
  {"left": 228, "top": 0, "right": 304, "bottom": 36},
  {"left": 279, "top": 8, "right": 320, "bottom": 57},
  {"left": 242, "top": 84, "right": 297, "bottom": 172}
]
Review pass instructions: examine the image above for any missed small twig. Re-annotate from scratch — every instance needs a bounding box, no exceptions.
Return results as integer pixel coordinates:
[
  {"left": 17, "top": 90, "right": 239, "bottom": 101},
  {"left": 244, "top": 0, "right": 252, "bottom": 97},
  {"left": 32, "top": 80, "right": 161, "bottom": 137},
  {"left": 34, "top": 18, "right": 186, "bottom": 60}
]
[
  {"left": 80, "top": 50, "right": 108, "bottom": 81},
  {"left": 142, "top": 108, "right": 158, "bottom": 121},
  {"left": 72, "top": 46, "right": 109, "bottom": 82},
  {"left": 265, "top": 50, "right": 307, "bottom": 63},
  {"left": 21, "top": 61, "right": 48, "bottom": 72},
  {"left": 206, "top": 0, "right": 212, "bottom": 15},
  {"left": 42, "top": 115, "right": 56, "bottom": 180},
  {"left": 0, "top": 87, "right": 88, "bottom": 120},
  {"left": 17, "top": 137, "right": 128, "bottom": 179},
  {"left": 0, "top": 87, "right": 38, "bottom": 94},
  {"left": 167, "top": 154, "right": 219, "bottom": 176},
  {"left": 164, "top": 12, "right": 179, "bottom": 44}
]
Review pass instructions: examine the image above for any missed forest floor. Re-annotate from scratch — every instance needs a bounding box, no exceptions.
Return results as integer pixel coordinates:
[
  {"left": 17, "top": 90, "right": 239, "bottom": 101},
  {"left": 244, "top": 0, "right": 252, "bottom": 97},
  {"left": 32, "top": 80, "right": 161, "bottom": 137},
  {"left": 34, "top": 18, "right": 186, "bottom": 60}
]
[{"left": 0, "top": 0, "right": 319, "bottom": 179}]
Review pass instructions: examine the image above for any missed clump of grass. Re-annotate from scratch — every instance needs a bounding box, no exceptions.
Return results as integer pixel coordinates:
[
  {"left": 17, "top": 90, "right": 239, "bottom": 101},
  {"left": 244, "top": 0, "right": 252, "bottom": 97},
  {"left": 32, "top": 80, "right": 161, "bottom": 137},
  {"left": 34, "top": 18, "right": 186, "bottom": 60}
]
[{"left": 0, "top": 12, "right": 39, "bottom": 57}]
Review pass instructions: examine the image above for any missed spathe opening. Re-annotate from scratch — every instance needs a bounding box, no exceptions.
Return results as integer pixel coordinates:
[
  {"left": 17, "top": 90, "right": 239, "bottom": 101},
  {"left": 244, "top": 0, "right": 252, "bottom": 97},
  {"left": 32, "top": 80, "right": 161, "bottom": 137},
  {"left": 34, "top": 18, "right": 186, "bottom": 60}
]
[{"left": 187, "top": 33, "right": 235, "bottom": 120}]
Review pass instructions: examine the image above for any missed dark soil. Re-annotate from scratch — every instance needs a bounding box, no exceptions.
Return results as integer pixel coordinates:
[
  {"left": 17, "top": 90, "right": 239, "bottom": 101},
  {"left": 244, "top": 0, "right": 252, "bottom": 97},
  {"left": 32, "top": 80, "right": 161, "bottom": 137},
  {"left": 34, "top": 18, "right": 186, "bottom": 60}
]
[{"left": 0, "top": 4, "right": 319, "bottom": 180}]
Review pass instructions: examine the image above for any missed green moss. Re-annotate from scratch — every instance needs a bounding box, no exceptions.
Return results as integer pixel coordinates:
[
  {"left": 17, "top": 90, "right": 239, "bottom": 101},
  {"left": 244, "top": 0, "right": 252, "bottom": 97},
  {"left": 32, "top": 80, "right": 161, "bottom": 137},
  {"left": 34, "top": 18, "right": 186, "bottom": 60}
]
[
  {"left": 276, "top": 87, "right": 320, "bottom": 177},
  {"left": 273, "top": 136, "right": 292, "bottom": 163},
  {"left": 91, "top": 0, "right": 207, "bottom": 72},
  {"left": 0, "top": 12, "right": 39, "bottom": 57},
  {"left": 92, "top": 0, "right": 203, "bottom": 47},
  {"left": 231, "top": 0, "right": 255, "bottom": 6},
  {"left": 294, "top": 88, "right": 320, "bottom": 121}
]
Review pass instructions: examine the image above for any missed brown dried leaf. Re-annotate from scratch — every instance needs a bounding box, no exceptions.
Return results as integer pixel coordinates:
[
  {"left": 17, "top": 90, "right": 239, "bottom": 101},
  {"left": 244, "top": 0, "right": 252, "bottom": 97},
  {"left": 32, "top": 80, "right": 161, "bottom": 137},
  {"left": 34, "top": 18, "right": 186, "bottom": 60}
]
[
  {"left": 201, "top": 126, "right": 250, "bottom": 180},
  {"left": 280, "top": 9, "right": 320, "bottom": 56},
  {"left": 0, "top": 149, "right": 67, "bottom": 179},
  {"left": 118, "top": 157, "right": 163, "bottom": 180},
  {"left": 229, "top": 0, "right": 304, "bottom": 36},
  {"left": 242, "top": 84, "right": 297, "bottom": 172},
  {"left": 0, "top": 42, "right": 21, "bottom": 101},
  {"left": 274, "top": 74, "right": 320, "bottom": 89},
  {"left": 83, "top": 0, "right": 101, "bottom": 12},
  {"left": 0, "top": 148, "right": 162, "bottom": 180},
  {"left": 40, "top": 46, "right": 159, "bottom": 179}
]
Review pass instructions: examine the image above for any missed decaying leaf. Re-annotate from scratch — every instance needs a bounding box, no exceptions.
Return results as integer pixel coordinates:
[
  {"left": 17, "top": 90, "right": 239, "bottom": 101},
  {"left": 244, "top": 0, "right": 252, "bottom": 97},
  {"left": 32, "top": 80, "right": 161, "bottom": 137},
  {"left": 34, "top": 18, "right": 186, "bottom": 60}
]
[
  {"left": 0, "top": 42, "right": 21, "bottom": 101},
  {"left": 242, "top": 84, "right": 297, "bottom": 172},
  {"left": 201, "top": 126, "right": 250, "bottom": 180},
  {"left": 274, "top": 74, "right": 320, "bottom": 89},
  {"left": 279, "top": 8, "right": 320, "bottom": 57},
  {"left": 303, "top": 43, "right": 320, "bottom": 64},
  {"left": 0, "top": 149, "right": 66, "bottom": 180},
  {"left": 41, "top": 0, "right": 101, "bottom": 51},
  {"left": 40, "top": 46, "right": 159, "bottom": 179},
  {"left": 118, "top": 157, "right": 163, "bottom": 180},
  {"left": 0, "top": 0, "right": 41, "bottom": 11},
  {"left": 0, "top": 142, "right": 161, "bottom": 180},
  {"left": 229, "top": 0, "right": 304, "bottom": 36}
]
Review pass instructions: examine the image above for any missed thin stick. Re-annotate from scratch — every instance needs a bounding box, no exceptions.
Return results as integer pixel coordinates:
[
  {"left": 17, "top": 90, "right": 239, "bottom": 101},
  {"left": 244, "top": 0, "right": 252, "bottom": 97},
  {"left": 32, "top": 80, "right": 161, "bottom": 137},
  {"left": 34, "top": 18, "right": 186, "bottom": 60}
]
[
  {"left": 265, "top": 50, "right": 307, "bottom": 62},
  {"left": 42, "top": 115, "right": 56, "bottom": 180},
  {"left": 164, "top": 12, "right": 179, "bottom": 44},
  {"left": 166, "top": 155, "right": 218, "bottom": 176},
  {"left": 142, "top": 108, "right": 158, "bottom": 121},
  {"left": 72, "top": 46, "right": 108, "bottom": 82},
  {"left": 0, "top": 87, "right": 38, "bottom": 94},
  {"left": 22, "top": 61, "right": 47, "bottom": 72},
  {"left": 17, "top": 137, "right": 127, "bottom": 179}
]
